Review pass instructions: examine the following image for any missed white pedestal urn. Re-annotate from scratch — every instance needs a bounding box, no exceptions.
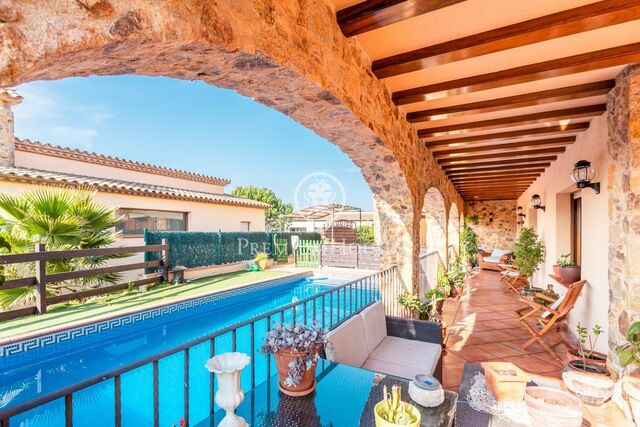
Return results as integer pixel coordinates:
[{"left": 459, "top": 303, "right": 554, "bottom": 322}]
[{"left": 205, "top": 352, "right": 251, "bottom": 427}]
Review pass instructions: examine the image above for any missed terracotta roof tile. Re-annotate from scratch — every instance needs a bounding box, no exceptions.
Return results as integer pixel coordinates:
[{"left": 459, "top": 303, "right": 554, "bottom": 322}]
[
  {"left": 0, "top": 167, "right": 269, "bottom": 209},
  {"left": 15, "top": 139, "right": 231, "bottom": 186}
]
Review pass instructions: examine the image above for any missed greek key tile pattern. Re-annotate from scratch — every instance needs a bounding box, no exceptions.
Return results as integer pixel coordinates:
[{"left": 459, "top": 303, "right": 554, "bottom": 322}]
[{"left": 0, "top": 272, "right": 311, "bottom": 360}]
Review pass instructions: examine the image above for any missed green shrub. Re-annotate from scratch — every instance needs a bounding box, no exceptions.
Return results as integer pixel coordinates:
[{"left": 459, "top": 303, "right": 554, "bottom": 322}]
[{"left": 513, "top": 226, "right": 545, "bottom": 279}]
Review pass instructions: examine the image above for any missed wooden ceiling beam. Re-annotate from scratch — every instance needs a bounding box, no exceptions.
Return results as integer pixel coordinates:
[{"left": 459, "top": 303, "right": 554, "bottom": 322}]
[
  {"left": 424, "top": 123, "right": 589, "bottom": 146},
  {"left": 407, "top": 81, "right": 614, "bottom": 122},
  {"left": 452, "top": 174, "right": 540, "bottom": 183},
  {"left": 442, "top": 156, "right": 558, "bottom": 170},
  {"left": 374, "top": 0, "right": 640, "bottom": 77},
  {"left": 463, "top": 197, "right": 521, "bottom": 201},
  {"left": 457, "top": 182, "right": 534, "bottom": 188},
  {"left": 434, "top": 136, "right": 574, "bottom": 157},
  {"left": 419, "top": 104, "right": 605, "bottom": 137},
  {"left": 447, "top": 166, "right": 548, "bottom": 176},
  {"left": 337, "top": 0, "right": 465, "bottom": 37},
  {"left": 438, "top": 147, "right": 565, "bottom": 164},
  {"left": 393, "top": 42, "right": 640, "bottom": 105}
]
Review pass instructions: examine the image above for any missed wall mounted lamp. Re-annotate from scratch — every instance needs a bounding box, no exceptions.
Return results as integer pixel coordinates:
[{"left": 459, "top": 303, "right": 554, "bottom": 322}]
[
  {"left": 531, "top": 194, "right": 546, "bottom": 211},
  {"left": 489, "top": 212, "right": 494, "bottom": 223},
  {"left": 571, "top": 160, "right": 600, "bottom": 194}
]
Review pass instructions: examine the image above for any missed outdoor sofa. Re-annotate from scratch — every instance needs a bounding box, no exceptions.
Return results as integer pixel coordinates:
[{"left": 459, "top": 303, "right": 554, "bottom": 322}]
[
  {"left": 325, "top": 301, "right": 443, "bottom": 382},
  {"left": 476, "top": 249, "right": 512, "bottom": 271}
]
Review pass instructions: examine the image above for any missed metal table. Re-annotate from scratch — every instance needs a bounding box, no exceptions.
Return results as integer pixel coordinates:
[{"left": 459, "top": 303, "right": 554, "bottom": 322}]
[{"left": 195, "top": 360, "right": 457, "bottom": 426}]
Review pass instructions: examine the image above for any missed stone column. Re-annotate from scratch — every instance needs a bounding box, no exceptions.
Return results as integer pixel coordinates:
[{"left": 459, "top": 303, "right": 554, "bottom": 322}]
[
  {"left": 0, "top": 89, "right": 22, "bottom": 167},
  {"left": 607, "top": 64, "right": 640, "bottom": 376}
]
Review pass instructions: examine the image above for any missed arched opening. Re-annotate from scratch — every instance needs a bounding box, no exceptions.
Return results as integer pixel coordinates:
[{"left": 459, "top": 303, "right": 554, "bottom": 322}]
[
  {"left": 0, "top": 1, "right": 419, "bottom": 285},
  {"left": 448, "top": 202, "right": 460, "bottom": 259},
  {"left": 423, "top": 187, "right": 447, "bottom": 266}
]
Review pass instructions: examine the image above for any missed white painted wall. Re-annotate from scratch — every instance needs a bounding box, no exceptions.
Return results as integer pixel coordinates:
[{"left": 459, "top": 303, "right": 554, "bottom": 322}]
[{"left": 518, "top": 114, "right": 610, "bottom": 351}]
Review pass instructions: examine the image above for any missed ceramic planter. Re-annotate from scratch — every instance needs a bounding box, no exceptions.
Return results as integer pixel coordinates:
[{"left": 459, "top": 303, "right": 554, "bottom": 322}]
[
  {"left": 374, "top": 401, "right": 421, "bottom": 427},
  {"left": 552, "top": 265, "right": 562, "bottom": 277},
  {"left": 274, "top": 348, "right": 318, "bottom": 397},
  {"left": 524, "top": 386, "right": 583, "bottom": 427},
  {"left": 566, "top": 348, "right": 607, "bottom": 369},
  {"left": 559, "top": 266, "right": 581, "bottom": 283},
  {"left": 435, "top": 299, "right": 445, "bottom": 314},
  {"left": 623, "top": 376, "right": 640, "bottom": 426},
  {"left": 562, "top": 361, "right": 614, "bottom": 405},
  {"left": 205, "top": 352, "right": 251, "bottom": 427}
]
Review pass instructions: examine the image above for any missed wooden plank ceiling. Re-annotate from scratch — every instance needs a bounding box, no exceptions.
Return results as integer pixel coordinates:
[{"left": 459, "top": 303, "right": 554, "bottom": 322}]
[{"left": 334, "top": 0, "right": 640, "bottom": 200}]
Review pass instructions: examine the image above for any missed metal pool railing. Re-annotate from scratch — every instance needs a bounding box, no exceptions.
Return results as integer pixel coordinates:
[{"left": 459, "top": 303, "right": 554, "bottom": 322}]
[{"left": 0, "top": 267, "right": 399, "bottom": 427}]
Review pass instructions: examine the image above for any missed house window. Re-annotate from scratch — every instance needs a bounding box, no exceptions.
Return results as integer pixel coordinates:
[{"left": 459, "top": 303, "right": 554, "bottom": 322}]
[
  {"left": 240, "top": 221, "right": 251, "bottom": 232},
  {"left": 571, "top": 194, "right": 582, "bottom": 265},
  {"left": 116, "top": 209, "right": 187, "bottom": 236}
]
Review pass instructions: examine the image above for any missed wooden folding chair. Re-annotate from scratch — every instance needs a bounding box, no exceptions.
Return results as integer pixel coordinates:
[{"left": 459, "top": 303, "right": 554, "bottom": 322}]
[
  {"left": 500, "top": 265, "right": 526, "bottom": 294},
  {"left": 514, "top": 280, "right": 586, "bottom": 362}
]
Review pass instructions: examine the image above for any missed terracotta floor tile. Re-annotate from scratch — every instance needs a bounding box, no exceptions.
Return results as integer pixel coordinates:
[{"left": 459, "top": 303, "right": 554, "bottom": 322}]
[
  {"left": 443, "top": 350, "right": 467, "bottom": 365},
  {"left": 443, "top": 364, "right": 465, "bottom": 388},
  {"left": 450, "top": 346, "right": 497, "bottom": 362},
  {"left": 474, "top": 342, "right": 528, "bottom": 358}
]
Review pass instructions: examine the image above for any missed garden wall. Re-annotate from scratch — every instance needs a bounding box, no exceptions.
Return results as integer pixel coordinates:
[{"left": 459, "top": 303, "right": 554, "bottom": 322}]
[{"left": 463, "top": 200, "right": 517, "bottom": 251}]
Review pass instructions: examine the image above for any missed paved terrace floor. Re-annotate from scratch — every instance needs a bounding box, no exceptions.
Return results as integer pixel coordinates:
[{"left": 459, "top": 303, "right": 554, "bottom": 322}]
[{"left": 441, "top": 270, "right": 568, "bottom": 393}]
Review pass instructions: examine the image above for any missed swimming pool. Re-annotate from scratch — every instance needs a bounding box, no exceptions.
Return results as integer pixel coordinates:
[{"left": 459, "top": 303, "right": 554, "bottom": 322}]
[{"left": 0, "top": 273, "right": 379, "bottom": 426}]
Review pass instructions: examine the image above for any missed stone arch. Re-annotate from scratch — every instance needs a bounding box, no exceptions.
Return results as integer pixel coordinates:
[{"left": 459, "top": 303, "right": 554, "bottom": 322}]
[
  {"left": 448, "top": 202, "right": 460, "bottom": 256},
  {"left": 0, "top": 0, "right": 433, "bottom": 287},
  {"left": 423, "top": 187, "right": 447, "bottom": 264}
]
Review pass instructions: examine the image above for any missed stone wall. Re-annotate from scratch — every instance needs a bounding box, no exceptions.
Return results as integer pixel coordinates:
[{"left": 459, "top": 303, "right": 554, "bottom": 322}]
[
  {"left": 0, "top": 89, "right": 21, "bottom": 167},
  {"left": 464, "top": 200, "right": 517, "bottom": 251},
  {"left": 0, "top": 0, "right": 463, "bottom": 291},
  {"left": 607, "top": 64, "right": 640, "bottom": 376}
]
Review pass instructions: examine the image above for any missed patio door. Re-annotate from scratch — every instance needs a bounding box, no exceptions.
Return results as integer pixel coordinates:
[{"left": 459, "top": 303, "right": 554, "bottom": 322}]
[{"left": 572, "top": 193, "right": 582, "bottom": 265}]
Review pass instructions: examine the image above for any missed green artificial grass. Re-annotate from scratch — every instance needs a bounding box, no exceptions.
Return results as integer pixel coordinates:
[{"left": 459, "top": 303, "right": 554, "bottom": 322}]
[{"left": 0, "top": 269, "right": 288, "bottom": 339}]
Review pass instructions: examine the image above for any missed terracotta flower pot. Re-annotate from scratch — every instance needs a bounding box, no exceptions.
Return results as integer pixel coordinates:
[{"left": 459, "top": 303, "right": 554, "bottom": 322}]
[
  {"left": 559, "top": 266, "right": 581, "bottom": 283},
  {"left": 274, "top": 348, "right": 318, "bottom": 397},
  {"left": 436, "top": 299, "right": 445, "bottom": 314},
  {"left": 552, "top": 265, "right": 562, "bottom": 277},
  {"left": 566, "top": 348, "right": 607, "bottom": 369},
  {"left": 562, "top": 361, "right": 614, "bottom": 405}
]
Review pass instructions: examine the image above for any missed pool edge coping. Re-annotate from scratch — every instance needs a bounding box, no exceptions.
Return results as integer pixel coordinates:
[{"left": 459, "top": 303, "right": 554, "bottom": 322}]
[{"left": 0, "top": 269, "right": 312, "bottom": 347}]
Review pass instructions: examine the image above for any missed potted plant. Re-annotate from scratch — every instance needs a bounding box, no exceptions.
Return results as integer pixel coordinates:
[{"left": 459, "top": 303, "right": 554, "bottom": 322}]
[
  {"left": 616, "top": 321, "right": 640, "bottom": 425},
  {"left": 460, "top": 225, "right": 479, "bottom": 268},
  {"left": 465, "top": 214, "right": 479, "bottom": 226},
  {"left": 254, "top": 252, "right": 269, "bottom": 270},
  {"left": 398, "top": 293, "right": 431, "bottom": 321},
  {"left": 424, "top": 289, "right": 445, "bottom": 314},
  {"left": 567, "top": 323, "right": 607, "bottom": 368},
  {"left": 554, "top": 254, "right": 581, "bottom": 283},
  {"left": 374, "top": 385, "right": 421, "bottom": 427},
  {"left": 562, "top": 323, "right": 614, "bottom": 405},
  {"left": 513, "top": 226, "right": 545, "bottom": 288},
  {"left": 435, "top": 263, "right": 452, "bottom": 297},
  {"left": 260, "top": 322, "right": 328, "bottom": 397}
]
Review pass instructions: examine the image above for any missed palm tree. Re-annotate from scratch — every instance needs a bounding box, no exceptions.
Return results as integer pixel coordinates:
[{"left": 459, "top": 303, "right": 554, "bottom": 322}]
[{"left": 0, "top": 187, "right": 125, "bottom": 309}]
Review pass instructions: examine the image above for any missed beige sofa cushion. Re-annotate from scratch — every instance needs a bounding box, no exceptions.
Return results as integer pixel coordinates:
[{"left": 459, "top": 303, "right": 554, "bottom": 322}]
[
  {"left": 325, "top": 314, "right": 369, "bottom": 367},
  {"left": 359, "top": 301, "right": 387, "bottom": 354},
  {"left": 363, "top": 336, "right": 441, "bottom": 379}
]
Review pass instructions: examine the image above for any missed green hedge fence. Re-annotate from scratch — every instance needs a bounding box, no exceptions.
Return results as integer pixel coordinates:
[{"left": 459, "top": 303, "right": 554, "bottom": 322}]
[{"left": 144, "top": 230, "right": 321, "bottom": 269}]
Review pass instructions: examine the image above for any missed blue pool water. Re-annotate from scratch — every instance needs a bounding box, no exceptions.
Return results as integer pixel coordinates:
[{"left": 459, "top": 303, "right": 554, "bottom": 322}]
[{"left": 0, "top": 275, "right": 378, "bottom": 426}]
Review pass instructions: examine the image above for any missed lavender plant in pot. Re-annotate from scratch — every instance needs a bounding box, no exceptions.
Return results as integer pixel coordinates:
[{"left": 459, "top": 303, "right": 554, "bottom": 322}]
[
  {"left": 260, "top": 322, "right": 329, "bottom": 397},
  {"left": 562, "top": 323, "right": 614, "bottom": 405}
]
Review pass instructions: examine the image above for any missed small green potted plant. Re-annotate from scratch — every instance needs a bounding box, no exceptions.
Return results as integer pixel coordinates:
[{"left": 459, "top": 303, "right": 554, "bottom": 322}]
[
  {"left": 254, "top": 252, "right": 269, "bottom": 270},
  {"left": 398, "top": 293, "right": 431, "bottom": 321},
  {"left": 616, "top": 321, "right": 640, "bottom": 424},
  {"left": 567, "top": 323, "right": 607, "bottom": 368},
  {"left": 553, "top": 254, "right": 581, "bottom": 283},
  {"left": 513, "top": 226, "right": 545, "bottom": 292},
  {"left": 374, "top": 385, "right": 420, "bottom": 427},
  {"left": 424, "top": 288, "right": 445, "bottom": 315},
  {"left": 465, "top": 214, "right": 479, "bottom": 226},
  {"left": 562, "top": 323, "right": 613, "bottom": 405},
  {"left": 460, "top": 225, "right": 479, "bottom": 268}
]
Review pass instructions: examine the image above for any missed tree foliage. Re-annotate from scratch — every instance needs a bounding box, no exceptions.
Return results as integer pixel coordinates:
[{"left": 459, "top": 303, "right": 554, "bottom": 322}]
[
  {"left": 0, "top": 188, "right": 125, "bottom": 309},
  {"left": 513, "top": 226, "right": 545, "bottom": 278},
  {"left": 357, "top": 225, "right": 375, "bottom": 244},
  {"left": 459, "top": 224, "right": 478, "bottom": 266},
  {"left": 231, "top": 186, "right": 293, "bottom": 232}
]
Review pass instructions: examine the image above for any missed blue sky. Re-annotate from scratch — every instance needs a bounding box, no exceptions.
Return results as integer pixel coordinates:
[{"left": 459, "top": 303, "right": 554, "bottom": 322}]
[{"left": 13, "top": 76, "right": 374, "bottom": 210}]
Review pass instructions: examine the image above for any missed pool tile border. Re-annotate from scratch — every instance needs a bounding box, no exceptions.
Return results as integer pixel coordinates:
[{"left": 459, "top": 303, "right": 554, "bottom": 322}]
[{"left": 0, "top": 271, "right": 311, "bottom": 358}]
